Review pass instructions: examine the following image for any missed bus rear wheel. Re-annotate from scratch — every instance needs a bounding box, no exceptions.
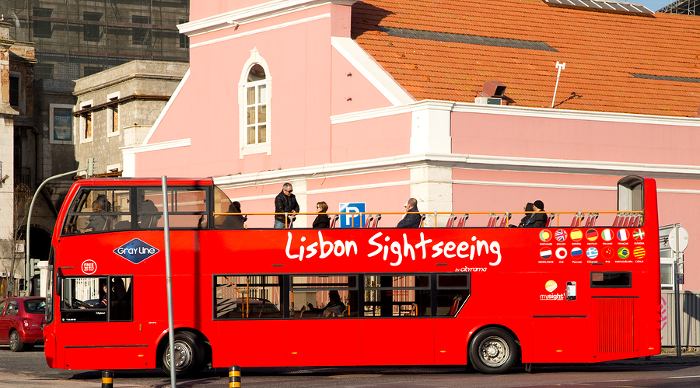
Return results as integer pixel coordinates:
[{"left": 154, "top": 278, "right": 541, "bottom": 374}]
[
  {"left": 469, "top": 327, "right": 519, "bottom": 374},
  {"left": 161, "top": 331, "right": 204, "bottom": 376}
]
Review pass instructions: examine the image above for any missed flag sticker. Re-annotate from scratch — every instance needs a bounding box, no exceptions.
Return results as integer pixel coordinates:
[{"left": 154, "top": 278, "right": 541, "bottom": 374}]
[
  {"left": 633, "top": 228, "right": 645, "bottom": 240},
  {"left": 571, "top": 247, "right": 583, "bottom": 257},
  {"left": 555, "top": 247, "right": 567, "bottom": 260},
  {"left": 618, "top": 247, "right": 630, "bottom": 259},
  {"left": 633, "top": 246, "right": 646, "bottom": 259},
  {"left": 540, "top": 248, "right": 553, "bottom": 259},
  {"left": 570, "top": 229, "right": 583, "bottom": 242},
  {"left": 586, "top": 247, "right": 599, "bottom": 259},
  {"left": 602, "top": 246, "right": 614, "bottom": 259},
  {"left": 617, "top": 229, "right": 629, "bottom": 241},
  {"left": 555, "top": 229, "right": 567, "bottom": 242},
  {"left": 539, "top": 230, "right": 552, "bottom": 242},
  {"left": 601, "top": 228, "right": 614, "bottom": 242},
  {"left": 586, "top": 229, "right": 599, "bottom": 242}
]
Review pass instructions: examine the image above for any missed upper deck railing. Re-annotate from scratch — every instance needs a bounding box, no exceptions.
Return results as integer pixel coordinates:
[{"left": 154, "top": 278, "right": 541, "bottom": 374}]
[{"left": 212, "top": 210, "right": 645, "bottom": 229}]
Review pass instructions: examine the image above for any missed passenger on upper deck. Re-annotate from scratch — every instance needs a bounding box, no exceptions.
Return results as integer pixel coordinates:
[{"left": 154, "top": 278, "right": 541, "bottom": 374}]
[
  {"left": 222, "top": 201, "right": 247, "bottom": 229},
  {"left": 518, "top": 202, "right": 534, "bottom": 227},
  {"left": 397, "top": 198, "right": 421, "bottom": 228},
  {"left": 274, "top": 183, "right": 299, "bottom": 229},
  {"left": 312, "top": 201, "right": 330, "bottom": 229},
  {"left": 84, "top": 195, "right": 111, "bottom": 232},
  {"left": 523, "top": 200, "right": 547, "bottom": 228}
]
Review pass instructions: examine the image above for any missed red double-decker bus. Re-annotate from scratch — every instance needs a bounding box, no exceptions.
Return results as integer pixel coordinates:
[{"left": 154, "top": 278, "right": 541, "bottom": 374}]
[{"left": 43, "top": 175, "right": 660, "bottom": 375}]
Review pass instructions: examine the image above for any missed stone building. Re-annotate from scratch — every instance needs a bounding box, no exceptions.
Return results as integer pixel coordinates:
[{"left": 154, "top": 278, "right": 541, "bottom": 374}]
[
  {"left": 73, "top": 60, "right": 188, "bottom": 175},
  {"left": 0, "top": 20, "right": 35, "bottom": 295}
]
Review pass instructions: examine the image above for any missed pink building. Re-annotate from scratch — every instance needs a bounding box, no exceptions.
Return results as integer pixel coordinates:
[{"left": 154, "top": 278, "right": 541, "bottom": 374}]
[{"left": 124, "top": 1, "right": 700, "bottom": 290}]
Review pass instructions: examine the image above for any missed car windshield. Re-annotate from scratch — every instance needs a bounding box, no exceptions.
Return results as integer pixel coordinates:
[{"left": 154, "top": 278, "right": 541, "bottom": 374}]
[{"left": 24, "top": 299, "right": 46, "bottom": 314}]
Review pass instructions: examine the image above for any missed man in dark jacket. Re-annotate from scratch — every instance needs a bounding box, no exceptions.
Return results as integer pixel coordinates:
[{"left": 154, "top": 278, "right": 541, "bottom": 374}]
[
  {"left": 274, "top": 182, "right": 299, "bottom": 228},
  {"left": 397, "top": 198, "right": 421, "bottom": 228},
  {"left": 525, "top": 199, "right": 548, "bottom": 228}
]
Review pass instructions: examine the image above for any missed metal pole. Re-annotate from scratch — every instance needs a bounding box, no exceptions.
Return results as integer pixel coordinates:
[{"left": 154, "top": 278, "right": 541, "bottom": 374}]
[
  {"left": 25, "top": 168, "right": 81, "bottom": 295},
  {"left": 673, "top": 224, "right": 682, "bottom": 358},
  {"left": 161, "top": 176, "right": 176, "bottom": 387}
]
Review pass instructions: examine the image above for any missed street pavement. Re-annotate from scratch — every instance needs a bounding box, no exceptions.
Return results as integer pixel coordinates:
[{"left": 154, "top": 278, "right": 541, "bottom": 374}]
[{"left": 2, "top": 348, "right": 700, "bottom": 387}]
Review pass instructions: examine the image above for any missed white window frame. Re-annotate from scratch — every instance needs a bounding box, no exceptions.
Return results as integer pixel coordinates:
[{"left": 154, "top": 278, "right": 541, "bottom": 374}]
[
  {"left": 49, "top": 103, "right": 75, "bottom": 145},
  {"left": 79, "top": 100, "right": 94, "bottom": 144},
  {"left": 106, "top": 92, "right": 120, "bottom": 137},
  {"left": 238, "top": 48, "right": 271, "bottom": 157}
]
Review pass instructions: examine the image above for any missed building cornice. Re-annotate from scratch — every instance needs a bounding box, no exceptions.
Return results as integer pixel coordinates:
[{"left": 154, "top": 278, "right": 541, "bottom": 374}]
[
  {"left": 331, "top": 99, "right": 700, "bottom": 127},
  {"left": 214, "top": 152, "right": 700, "bottom": 187},
  {"left": 180, "top": 0, "right": 357, "bottom": 36}
]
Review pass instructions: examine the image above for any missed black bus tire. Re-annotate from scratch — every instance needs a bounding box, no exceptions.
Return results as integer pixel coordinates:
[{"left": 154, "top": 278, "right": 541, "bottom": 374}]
[
  {"left": 468, "top": 327, "right": 519, "bottom": 374},
  {"left": 161, "top": 331, "right": 204, "bottom": 376}
]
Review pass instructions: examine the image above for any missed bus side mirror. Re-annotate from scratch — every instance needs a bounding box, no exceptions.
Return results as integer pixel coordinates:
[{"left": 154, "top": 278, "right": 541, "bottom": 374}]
[{"left": 56, "top": 277, "right": 62, "bottom": 297}]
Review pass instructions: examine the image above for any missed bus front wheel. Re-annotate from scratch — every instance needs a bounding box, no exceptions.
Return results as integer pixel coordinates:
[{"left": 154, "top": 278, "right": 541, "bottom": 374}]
[
  {"left": 162, "top": 331, "right": 204, "bottom": 376},
  {"left": 469, "top": 327, "right": 519, "bottom": 374}
]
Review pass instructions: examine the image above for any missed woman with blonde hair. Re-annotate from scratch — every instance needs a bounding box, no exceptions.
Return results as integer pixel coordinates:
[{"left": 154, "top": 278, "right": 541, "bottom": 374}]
[{"left": 312, "top": 201, "right": 330, "bottom": 229}]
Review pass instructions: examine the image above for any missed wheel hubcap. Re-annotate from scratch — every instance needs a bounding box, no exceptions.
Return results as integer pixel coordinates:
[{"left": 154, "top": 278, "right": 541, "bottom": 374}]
[
  {"left": 166, "top": 341, "right": 193, "bottom": 371},
  {"left": 479, "top": 336, "right": 510, "bottom": 368},
  {"left": 10, "top": 332, "right": 18, "bottom": 348}
]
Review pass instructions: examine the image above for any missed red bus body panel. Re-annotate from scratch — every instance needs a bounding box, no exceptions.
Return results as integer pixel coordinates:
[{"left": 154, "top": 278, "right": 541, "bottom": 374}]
[{"left": 44, "top": 177, "right": 661, "bottom": 370}]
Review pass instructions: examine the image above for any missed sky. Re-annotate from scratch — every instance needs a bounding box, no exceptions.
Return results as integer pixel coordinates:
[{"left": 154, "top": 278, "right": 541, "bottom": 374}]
[{"left": 637, "top": 0, "right": 674, "bottom": 11}]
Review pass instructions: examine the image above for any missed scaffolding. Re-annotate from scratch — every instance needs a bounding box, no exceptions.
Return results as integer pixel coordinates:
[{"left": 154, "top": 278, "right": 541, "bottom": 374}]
[
  {"left": 1, "top": 0, "right": 189, "bottom": 80},
  {"left": 659, "top": 0, "right": 698, "bottom": 15}
]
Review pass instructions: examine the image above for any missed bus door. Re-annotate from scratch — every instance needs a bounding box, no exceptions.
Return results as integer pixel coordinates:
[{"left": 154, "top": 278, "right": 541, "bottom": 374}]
[
  {"left": 57, "top": 276, "right": 146, "bottom": 369},
  {"left": 354, "top": 274, "right": 439, "bottom": 365}
]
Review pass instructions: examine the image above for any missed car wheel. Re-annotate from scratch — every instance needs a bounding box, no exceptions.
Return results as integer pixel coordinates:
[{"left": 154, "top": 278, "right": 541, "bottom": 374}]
[
  {"left": 9, "top": 330, "right": 25, "bottom": 352},
  {"left": 161, "top": 332, "right": 203, "bottom": 376},
  {"left": 469, "top": 327, "right": 519, "bottom": 374}
]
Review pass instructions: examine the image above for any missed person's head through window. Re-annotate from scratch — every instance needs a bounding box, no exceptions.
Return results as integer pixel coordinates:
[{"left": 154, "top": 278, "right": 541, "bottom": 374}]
[
  {"left": 329, "top": 290, "right": 341, "bottom": 304},
  {"left": 524, "top": 202, "right": 534, "bottom": 213},
  {"left": 316, "top": 201, "right": 328, "bottom": 214},
  {"left": 92, "top": 194, "right": 109, "bottom": 213},
  {"left": 404, "top": 197, "right": 418, "bottom": 212}
]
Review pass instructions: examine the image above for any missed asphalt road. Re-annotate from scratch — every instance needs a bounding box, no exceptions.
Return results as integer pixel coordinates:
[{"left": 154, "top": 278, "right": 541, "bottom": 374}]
[{"left": 2, "top": 346, "right": 700, "bottom": 387}]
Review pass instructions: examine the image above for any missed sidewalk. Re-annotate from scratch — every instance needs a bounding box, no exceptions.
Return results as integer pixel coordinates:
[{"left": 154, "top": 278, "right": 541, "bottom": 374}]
[{"left": 613, "top": 349, "right": 700, "bottom": 366}]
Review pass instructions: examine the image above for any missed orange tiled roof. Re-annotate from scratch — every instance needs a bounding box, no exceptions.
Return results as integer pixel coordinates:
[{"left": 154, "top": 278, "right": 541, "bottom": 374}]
[{"left": 352, "top": 0, "right": 700, "bottom": 117}]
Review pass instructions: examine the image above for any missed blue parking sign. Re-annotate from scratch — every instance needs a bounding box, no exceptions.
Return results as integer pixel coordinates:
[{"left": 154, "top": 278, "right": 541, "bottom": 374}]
[{"left": 339, "top": 202, "right": 365, "bottom": 228}]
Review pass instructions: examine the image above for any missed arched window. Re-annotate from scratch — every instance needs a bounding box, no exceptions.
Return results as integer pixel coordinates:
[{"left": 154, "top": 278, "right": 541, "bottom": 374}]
[{"left": 239, "top": 50, "right": 271, "bottom": 156}]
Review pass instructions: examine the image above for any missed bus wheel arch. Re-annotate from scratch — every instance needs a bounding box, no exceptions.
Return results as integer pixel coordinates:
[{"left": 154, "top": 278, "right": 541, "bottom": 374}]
[
  {"left": 156, "top": 328, "right": 211, "bottom": 376},
  {"left": 467, "top": 325, "right": 520, "bottom": 374}
]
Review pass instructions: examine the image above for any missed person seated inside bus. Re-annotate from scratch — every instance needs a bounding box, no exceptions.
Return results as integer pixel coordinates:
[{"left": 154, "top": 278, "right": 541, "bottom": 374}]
[
  {"left": 221, "top": 201, "right": 247, "bottom": 229},
  {"left": 522, "top": 200, "right": 547, "bottom": 228},
  {"left": 138, "top": 198, "right": 161, "bottom": 229},
  {"left": 109, "top": 277, "right": 132, "bottom": 321},
  {"left": 305, "top": 290, "right": 346, "bottom": 317},
  {"left": 312, "top": 201, "right": 330, "bottom": 229},
  {"left": 517, "top": 202, "right": 534, "bottom": 227},
  {"left": 84, "top": 195, "right": 112, "bottom": 232},
  {"left": 397, "top": 198, "right": 421, "bottom": 228}
]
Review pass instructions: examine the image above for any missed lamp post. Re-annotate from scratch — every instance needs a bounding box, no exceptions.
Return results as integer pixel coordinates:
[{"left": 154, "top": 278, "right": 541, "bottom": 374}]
[{"left": 24, "top": 164, "right": 88, "bottom": 295}]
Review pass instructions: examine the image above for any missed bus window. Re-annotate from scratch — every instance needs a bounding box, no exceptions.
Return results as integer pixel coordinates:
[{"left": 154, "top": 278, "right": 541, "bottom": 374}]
[
  {"left": 435, "top": 274, "right": 470, "bottom": 317},
  {"left": 62, "top": 189, "right": 131, "bottom": 235},
  {"left": 290, "top": 275, "right": 357, "bottom": 318},
  {"left": 59, "top": 276, "right": 133, "bottom": 322},
  {"left": 60, "top": 277, "right": 107, "bottom": 322},
  {"left": 363, "top": 275, "right": 431, "bottom": 317},
  {"left": 215, "top": 275, "right": 282, "bottom": 319},
  {"left": 591, "top": 272, "right": 632, "bottom": 288},
  {"left": 137, "top": 188, "right": 208, "bottom": 229},
  {"left": 213, "top": 185, "right": 233, "bottom": 228}
]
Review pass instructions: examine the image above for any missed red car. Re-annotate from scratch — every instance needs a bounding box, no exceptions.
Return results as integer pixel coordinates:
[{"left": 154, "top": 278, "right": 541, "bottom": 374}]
[{"left": 0, "top": 297, "right": 46, "bottom": 352}]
